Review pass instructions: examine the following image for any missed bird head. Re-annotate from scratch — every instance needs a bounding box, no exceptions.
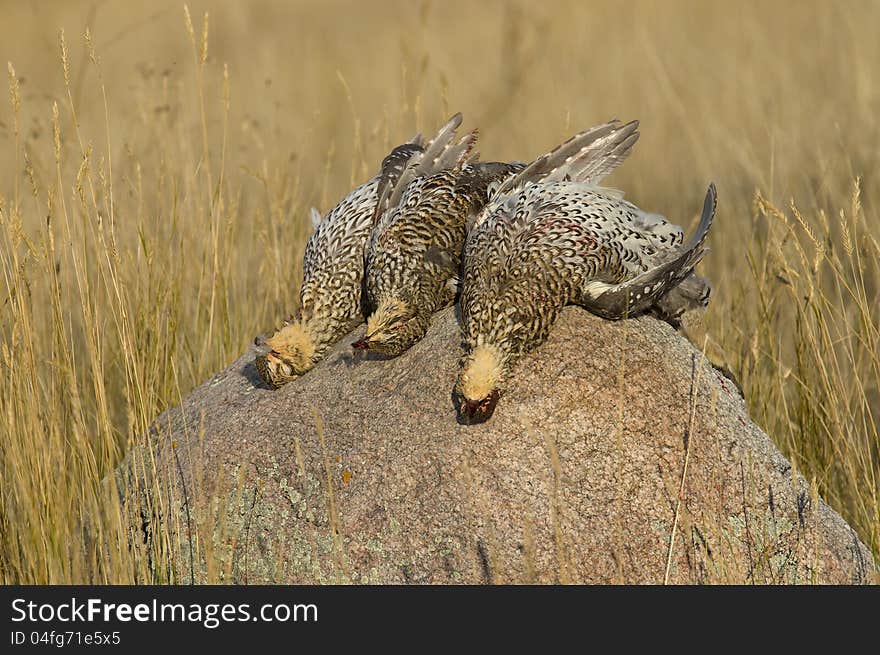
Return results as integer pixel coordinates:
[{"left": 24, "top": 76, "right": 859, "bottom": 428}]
[
  {"left": 353, "top": 297, "right": 426, "bottom": 358},
  {"left": 254, "top": 319, "right": 317, "bottom": 388},
  {"left": 454, "top": 343, "right": 506, "bottom": 424}
]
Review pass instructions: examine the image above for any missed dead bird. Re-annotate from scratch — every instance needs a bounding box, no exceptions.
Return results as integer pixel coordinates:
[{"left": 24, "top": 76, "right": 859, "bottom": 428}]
[
  {"left": 454, "top": 119, "right": 716, "bottom": 424},
  {"left": 254, "top": 115, "right": 472, "bottom": 388},
  {"left": 354, "top": 115, "right": 522, "bottom": 358}
]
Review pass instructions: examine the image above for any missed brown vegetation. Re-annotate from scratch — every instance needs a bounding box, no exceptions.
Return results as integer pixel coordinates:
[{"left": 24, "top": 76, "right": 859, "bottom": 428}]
[{"left": 0, "top": 0, "right": 877, "bottom": 583}]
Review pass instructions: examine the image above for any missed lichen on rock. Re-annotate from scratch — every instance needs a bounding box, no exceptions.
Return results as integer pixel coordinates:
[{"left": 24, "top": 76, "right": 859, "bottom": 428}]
[{"left": 119, "top": 307, "right": 876, "bottom": 584}]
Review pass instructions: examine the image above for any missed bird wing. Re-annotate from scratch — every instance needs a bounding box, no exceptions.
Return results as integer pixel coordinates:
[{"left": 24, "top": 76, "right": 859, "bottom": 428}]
[
  {"left": 469, "top": 119, "right": 638, "bottom": 232},
  {"left": 496, "top": 119, "right": 638, "bottom": 194},
  {"left": 579, "top": 183, "right": 717, "bottom": 319},
  {"left": 372, "top": 113, "right": 478, "bottom": 226},
  {"left": 371, "top": 138, "right": 424, "bottom": 226}
]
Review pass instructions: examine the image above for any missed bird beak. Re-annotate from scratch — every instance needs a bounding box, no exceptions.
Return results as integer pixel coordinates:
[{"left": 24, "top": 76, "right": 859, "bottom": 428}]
[
  {"left": 456, "top": 389, "right": 501, "bottom": 425},
  {"left": 353, "top": 330, "right": 378, "bottom": 351}
]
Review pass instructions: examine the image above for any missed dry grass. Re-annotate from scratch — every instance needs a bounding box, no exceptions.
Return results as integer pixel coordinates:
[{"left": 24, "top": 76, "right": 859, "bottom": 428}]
[{"left": 0, "top": 0, "right": 877, "bottom": 583}]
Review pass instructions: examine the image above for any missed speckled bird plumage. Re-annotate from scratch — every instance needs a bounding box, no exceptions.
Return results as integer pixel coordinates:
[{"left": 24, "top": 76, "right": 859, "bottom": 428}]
[
  {"left": 254, "top": 176, "right": 380, "bottom": 388},
  {"left": 254, "top": 116, "right": 468, "bottom": 388},
  {"left": 356, "top": 115, "right": 522, "bottom": 357},
  {"left": 455, "top": 119, "right": 717, "bottom": 423}
]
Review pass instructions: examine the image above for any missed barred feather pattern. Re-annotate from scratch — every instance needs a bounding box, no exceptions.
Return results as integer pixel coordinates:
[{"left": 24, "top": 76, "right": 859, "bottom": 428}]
[
  {"left": 359, "top": 161, "right": 523, "bottom": 356},
  {"left": 255, "top": 116, "right": 471, "bottom": 388},
  {"left": 300, "top": 178, "right": 381, "bottom": 334},
  {"left": 462, "top": 183, "right": 678, "bottom": 349},
  {"left": 457, "top": 181, "right": 716, "bottom": 417},
  {"left": 254, "top": 177, "right": 381, "bottom": 388}
]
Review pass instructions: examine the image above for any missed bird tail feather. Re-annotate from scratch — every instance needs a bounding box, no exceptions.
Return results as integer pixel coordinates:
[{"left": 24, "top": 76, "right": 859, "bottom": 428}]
[
  {"left": 580, "top": 183, "right": 717, "bottom": 320},
  {"left": 373, "top": 113, "right": 478, "bottom": 223},
  {"left": 493, "top": 119, "right": 639, "bottom": 198}
]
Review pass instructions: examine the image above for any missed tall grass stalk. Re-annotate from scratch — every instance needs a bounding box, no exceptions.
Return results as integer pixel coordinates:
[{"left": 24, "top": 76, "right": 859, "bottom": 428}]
[{"left": 1, "top": 1, "right": 877, "bottom": 583}]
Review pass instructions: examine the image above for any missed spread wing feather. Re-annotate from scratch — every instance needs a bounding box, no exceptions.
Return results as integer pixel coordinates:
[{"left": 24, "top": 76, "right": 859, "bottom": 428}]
[
  {"left": 580, "top": 183, "right": 717, "bottom": 319},
  {"left": 373, "top": 113, "right": 478, "bottom": 224},
  {"left": 372, "top": 138, "right": 424, "bottom": 226},
  {"left": 469, "top": 119, "right": 639, "bottom": 233},
  {"left": 492, "top": 119, "right": 639, "bottom": 197}
]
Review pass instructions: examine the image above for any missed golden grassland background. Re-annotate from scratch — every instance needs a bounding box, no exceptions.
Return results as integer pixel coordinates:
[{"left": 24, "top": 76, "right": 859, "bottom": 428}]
[{"left": 0, "top": 0, "right": 877, "bottom": 583}]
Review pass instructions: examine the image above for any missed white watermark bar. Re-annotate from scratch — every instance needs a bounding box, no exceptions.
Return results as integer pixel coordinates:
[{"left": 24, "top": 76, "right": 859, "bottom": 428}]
[{"left": 10, "top": 596, "right": 317, "bottom": 629}]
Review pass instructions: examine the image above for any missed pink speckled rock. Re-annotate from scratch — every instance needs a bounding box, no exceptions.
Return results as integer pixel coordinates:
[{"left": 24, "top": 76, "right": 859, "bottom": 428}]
[{"left": 122, "top": 307, "right": 876, "bottom": 584}]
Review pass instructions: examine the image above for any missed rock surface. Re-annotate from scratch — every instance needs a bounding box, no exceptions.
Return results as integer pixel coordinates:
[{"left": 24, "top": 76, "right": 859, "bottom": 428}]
[{"left": 122, "top": 307, "right": 876, "bottom": 584}]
